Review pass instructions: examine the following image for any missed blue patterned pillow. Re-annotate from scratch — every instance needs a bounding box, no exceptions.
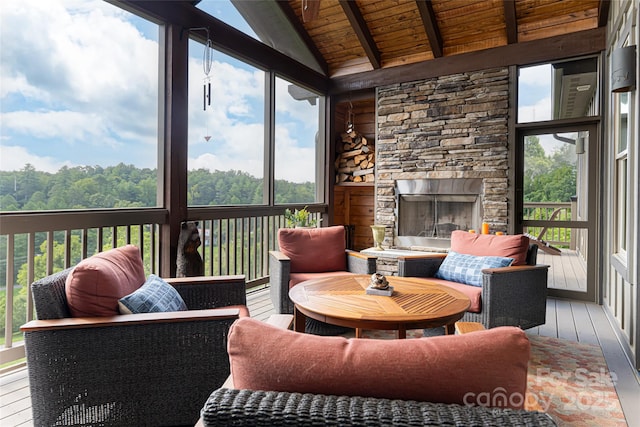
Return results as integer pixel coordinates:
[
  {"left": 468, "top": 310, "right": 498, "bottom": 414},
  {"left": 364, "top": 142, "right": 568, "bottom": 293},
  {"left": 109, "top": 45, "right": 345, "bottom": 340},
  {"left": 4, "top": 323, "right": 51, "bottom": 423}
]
[
  {"left": 118, "top": 274, "right": 188, "bottom": 314},
  {"left": 435, "top": 250, "right": 514, "bottom": 287}
]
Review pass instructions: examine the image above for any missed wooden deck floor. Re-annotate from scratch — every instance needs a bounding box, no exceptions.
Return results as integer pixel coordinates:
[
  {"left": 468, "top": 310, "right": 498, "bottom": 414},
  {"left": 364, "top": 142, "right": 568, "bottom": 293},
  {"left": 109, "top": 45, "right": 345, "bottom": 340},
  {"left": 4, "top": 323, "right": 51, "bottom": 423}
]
[
  {"left": 538, "top": 249, "right": 587, "bottom": 292},
  {"left": 2, "top": 290, "right": 638, "bottom": 426}
]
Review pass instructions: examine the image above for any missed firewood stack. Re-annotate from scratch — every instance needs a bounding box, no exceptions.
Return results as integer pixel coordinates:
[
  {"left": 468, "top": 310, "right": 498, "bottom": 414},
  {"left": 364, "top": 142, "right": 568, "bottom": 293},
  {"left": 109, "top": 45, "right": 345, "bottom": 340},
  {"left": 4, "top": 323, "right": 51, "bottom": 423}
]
[{"left": 335, "top": 131, "right": 375, "bottom": 183}]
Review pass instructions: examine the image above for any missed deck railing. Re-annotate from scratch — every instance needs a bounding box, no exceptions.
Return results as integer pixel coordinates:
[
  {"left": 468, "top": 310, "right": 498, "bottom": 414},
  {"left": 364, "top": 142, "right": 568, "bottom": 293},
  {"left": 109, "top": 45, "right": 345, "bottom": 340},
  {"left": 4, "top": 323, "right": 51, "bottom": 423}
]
[
  {"left": 522, "top": 201, "right": 574, "bottom": 248},
  {"left": 0, "top": 206, "right": 324, "bottom": 367}
]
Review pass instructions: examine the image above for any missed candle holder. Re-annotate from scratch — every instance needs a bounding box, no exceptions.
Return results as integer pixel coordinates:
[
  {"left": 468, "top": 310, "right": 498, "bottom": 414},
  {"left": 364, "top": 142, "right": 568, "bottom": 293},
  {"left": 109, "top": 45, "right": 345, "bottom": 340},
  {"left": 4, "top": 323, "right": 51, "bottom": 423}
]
[{"left": 370, "top": 225, "right": 386, "bottom": 251}]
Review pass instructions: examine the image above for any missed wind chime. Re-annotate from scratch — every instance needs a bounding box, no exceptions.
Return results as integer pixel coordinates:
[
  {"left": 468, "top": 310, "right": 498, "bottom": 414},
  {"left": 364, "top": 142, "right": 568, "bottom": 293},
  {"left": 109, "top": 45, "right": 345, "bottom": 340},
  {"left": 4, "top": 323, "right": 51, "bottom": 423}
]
[
  {"left": 188, "top": 27, "right": 214, "bottom": 141},
  {"left": 202, "top": 28, "right": 213, "bottom": 142}
]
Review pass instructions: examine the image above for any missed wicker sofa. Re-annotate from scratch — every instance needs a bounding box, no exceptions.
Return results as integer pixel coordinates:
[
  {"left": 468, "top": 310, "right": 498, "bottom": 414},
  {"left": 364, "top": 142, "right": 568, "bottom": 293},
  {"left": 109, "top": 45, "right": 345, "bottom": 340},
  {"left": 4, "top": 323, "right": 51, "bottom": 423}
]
[
  {"left": 21, "top": 246, "right": 247, "bottom": 427},
  {"left": 200, "top": 388, "right": 556, "bottom": 426},
  {"left": 198, "top": 317, "right": 556, "bottom": 426},
  {"left": 398, "top": 231, "right": 549, "bottom": 330}
]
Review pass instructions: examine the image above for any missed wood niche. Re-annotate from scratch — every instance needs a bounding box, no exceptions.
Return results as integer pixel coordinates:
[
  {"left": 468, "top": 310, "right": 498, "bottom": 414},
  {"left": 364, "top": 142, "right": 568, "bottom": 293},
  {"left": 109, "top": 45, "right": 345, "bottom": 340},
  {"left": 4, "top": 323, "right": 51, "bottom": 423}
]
[{"left": 333, "top": 99, "right": 375, "bottom": 251}]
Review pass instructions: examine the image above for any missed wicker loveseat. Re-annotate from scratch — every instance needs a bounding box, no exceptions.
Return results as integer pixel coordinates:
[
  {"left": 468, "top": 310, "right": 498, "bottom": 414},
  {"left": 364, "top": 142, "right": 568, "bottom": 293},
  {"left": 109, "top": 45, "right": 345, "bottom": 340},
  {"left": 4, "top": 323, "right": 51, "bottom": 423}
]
[
  {"left": 21, "top": 245, "right": 247, "bottom": 427},
  {"left": 200, "top": 388, "right": 556, "bottom": 426},
  {"left": 198, "top": 317, "right": 556, "bottom": 426},
  {"left": 398, "top": 231, "right": 549, "bottom": 330}
]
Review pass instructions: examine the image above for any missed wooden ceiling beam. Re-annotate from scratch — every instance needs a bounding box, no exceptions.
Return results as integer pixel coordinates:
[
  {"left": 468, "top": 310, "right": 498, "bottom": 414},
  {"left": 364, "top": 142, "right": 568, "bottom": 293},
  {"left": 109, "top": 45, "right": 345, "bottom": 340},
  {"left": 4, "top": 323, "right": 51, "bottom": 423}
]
[
  {"left": 503, "top": 0, "right": 518, "bottom": 44},
  {"left": 275, "top": 0, "right": 329, "bottom": 75},
  {"left": 331, "top": 27, "right": 606, "bottom": 94},
  {"left": 338, "top": 0, "right": 381, "bottom": 69},
  {"left": 597, "top": 0, "right": 611, "bottom": 28},
  {"left": 415, "top": 0, "right": 443, "bottom": 58}
]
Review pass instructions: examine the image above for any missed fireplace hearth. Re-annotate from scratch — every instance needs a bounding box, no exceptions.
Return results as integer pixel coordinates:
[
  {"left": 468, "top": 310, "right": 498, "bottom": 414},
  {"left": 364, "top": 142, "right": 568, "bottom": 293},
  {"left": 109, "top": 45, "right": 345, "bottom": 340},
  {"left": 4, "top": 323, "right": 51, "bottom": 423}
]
[{"left": 395, "top": 179, "right": 483, "bottom": 249}]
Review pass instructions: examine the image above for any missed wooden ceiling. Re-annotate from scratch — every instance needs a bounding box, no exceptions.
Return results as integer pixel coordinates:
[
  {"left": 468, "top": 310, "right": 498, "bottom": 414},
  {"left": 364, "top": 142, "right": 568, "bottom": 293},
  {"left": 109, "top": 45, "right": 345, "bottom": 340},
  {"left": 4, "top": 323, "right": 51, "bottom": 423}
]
[{"left": 269, "top": 0, "right": 608, "bottom": 78}]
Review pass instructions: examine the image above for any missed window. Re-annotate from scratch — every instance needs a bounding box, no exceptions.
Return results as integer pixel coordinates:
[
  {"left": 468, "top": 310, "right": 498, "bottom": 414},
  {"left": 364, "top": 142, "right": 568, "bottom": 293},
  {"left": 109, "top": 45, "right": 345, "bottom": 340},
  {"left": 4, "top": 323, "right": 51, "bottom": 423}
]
[
  {"left": 614, "top": 92, "right": 629, "bottom": 256},
  {"left": 274, "top": 77, "right": 322, "bottom": 204},
  {"left": 518, "top": 58, "right": 599, "bottom": 123},
  {"left": 0, "top": 1, "right": 159, "bottom": 210},
  {"left": 187, "top": 42, "right": 266, "bottom": 206}
]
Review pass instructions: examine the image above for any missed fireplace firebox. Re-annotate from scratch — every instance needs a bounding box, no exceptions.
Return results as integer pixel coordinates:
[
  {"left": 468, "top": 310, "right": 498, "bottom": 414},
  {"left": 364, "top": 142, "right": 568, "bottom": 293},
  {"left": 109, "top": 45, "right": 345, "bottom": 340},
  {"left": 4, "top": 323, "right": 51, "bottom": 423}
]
[{"left": 395, "top": 179, "right": 483, "bottom": 249}]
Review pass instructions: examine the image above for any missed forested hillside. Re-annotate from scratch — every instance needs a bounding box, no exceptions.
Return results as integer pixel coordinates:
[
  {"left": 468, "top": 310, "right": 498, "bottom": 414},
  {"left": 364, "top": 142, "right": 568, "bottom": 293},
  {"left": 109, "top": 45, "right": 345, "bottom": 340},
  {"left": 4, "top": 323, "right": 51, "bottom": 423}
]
[{"left": 0, "top": 163, "right": 315, "bottom": 210}]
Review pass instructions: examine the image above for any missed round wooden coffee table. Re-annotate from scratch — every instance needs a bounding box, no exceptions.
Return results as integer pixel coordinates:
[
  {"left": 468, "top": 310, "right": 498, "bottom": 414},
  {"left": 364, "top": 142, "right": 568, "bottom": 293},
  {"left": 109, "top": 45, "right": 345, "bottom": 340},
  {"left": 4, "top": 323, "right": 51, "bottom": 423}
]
[{"left": 288, "top": 275, "right": 471, "bottom": 338}]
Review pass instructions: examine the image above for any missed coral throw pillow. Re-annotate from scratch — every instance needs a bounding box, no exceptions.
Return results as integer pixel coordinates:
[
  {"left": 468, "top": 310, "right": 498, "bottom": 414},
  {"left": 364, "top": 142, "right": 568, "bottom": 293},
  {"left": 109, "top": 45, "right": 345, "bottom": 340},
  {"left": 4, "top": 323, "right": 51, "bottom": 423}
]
[
  {"left": 65, "top": 245, "right": 146, "bottom": 317},
  {"left": 227, "top": 317, "right": 530, "bottom": 409},
  {"left": 450, "top": 230, "right": 530, "bottom": 265},
  {"left": 278, "top": 226, "right": 346, "bottom": 273}
]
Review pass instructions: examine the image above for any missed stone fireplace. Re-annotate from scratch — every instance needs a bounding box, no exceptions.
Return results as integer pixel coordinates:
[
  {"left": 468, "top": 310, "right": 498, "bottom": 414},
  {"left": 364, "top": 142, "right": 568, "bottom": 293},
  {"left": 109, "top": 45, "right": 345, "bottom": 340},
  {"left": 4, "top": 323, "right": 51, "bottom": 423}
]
[
  {"left": 375, "top": 67, "right": 510, "bottom": 251},
  {"left": 396, "top": 178, "right": 483, "bottom": 249}
]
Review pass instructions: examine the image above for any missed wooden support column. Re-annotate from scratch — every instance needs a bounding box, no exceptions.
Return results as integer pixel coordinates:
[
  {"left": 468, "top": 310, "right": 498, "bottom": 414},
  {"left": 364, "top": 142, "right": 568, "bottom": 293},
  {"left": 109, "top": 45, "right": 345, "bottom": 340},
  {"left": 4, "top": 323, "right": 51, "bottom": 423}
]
[{"left": 159, "top": 24, "right": 189, "bottom": 278}]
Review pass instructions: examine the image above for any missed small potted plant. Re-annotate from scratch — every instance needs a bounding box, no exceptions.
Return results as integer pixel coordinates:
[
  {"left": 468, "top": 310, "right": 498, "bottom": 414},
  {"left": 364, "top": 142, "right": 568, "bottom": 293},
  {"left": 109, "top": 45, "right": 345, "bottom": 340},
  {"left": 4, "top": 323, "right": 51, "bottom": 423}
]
[{"left": 284, "top": 206, "right": 320, "bottom": 228}]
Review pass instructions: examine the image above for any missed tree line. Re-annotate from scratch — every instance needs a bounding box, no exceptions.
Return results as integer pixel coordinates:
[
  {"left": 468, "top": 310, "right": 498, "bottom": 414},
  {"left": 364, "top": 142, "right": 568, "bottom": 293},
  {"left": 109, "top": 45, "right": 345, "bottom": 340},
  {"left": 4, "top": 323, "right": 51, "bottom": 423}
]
[{"left": 0, "top": 163, "right": 315, "bottom": 210}]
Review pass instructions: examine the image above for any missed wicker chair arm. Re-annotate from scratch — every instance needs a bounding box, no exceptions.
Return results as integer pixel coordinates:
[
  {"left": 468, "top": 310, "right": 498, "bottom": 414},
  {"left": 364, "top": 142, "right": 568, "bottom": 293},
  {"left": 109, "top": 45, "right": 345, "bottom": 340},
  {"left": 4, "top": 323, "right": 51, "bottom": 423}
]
[
  {"left": 397, "top": 254, "right": 447, "bottom": 277},
  {"left": 201, "top": 388, "right": 556, "bottom": 427},
  {"left": 480, "top": 265, "right": 549, "bottom": 329},
  {"left": 346, "top": 250, "right": 377, "bottom": 274},
  {"left": 268, "top": 250, "right": 291, "bottom": 262},
  {"left": 21, "top": 307, "right": 240, "bottom": 332},
  {"left": 482, "top": 264, "right": 550, "bottom": 275},
  {"left": 165, "top": 275, "right": 247, "bottom": 309},
  {"left": 269, "top": 250, "right": 293, "bottom": 314}
]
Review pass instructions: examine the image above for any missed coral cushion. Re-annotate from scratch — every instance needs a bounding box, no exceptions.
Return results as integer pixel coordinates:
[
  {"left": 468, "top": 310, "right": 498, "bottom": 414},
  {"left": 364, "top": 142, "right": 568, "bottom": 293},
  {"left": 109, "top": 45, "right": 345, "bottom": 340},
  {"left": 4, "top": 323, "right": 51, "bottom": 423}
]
[
  {"left": 423, "top": 278, "right": 483, "bottom": 313},
  {"left": 278, "top": 226, "right": 346, "bottom": 273},
  {"left": 227, "top": 317, "right": 530, "bottom": 409},
  {"left": 451, "top": 230, "right": 530, "bottom": 265},
  {"left": 65, "top": 245, "right": 146, "bottom": 317}
]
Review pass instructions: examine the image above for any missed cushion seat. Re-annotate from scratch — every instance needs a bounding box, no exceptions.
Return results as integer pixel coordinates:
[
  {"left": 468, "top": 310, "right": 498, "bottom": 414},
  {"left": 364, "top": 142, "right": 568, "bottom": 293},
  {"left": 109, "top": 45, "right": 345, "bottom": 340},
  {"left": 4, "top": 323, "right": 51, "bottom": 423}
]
[{"left": 422, "top": 277, "right": 482, "bottom": 313}]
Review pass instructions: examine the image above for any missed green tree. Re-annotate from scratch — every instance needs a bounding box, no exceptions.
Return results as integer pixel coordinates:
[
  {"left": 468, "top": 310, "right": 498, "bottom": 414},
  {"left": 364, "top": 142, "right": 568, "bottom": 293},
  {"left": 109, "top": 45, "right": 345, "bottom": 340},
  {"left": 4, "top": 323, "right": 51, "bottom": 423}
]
[{"left": 524, "top": 136, "right": 576, "bottom": 203}]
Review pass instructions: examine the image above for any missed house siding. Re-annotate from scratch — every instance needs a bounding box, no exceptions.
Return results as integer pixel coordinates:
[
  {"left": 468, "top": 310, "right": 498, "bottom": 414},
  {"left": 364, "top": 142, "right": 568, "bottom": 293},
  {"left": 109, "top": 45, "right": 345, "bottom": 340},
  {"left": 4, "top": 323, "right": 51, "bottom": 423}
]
[{"left": 603, "top": 0, "right": 639, "bottom": 371}]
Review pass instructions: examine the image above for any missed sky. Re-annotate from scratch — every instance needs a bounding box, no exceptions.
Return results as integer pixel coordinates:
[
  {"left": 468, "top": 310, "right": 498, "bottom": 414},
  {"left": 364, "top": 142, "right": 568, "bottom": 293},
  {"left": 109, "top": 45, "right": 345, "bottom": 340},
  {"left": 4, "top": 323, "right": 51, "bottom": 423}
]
[
  {"left": 0, "top": 0, "right": 318, "bottom": 182},
  {"left": 1, "top": 0, "right": 562, "bottom": 180}
]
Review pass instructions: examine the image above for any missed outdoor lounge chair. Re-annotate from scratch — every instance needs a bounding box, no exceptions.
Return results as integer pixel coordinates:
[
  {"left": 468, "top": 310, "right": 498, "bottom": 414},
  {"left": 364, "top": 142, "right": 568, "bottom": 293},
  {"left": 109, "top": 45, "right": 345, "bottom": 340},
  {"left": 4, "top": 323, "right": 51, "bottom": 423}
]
[
  {"left": 21, "top": 246, "right": 247, "bottom": 427},
  {"left": 269, "top": 225, "right": 376, "bottom": 333}
]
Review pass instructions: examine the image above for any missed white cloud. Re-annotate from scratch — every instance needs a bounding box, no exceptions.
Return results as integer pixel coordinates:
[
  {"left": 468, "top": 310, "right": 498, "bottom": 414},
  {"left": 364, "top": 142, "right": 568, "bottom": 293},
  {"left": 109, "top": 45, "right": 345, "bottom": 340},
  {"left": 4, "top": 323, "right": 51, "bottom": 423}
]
[
  {"left": 0, "top": 0, "right": 159, "bottom": 171},
  {"left": 0, "top": 145, "right": 74, "bottom": 172},
  {"left": 2, "top": 110, "right": 114, "bottom": 145},
  {"left": 519, "top": 64, "right": 551, "bottom": 87},
  {"left": 273, "top": 125, "right": 316, "bottom": 183},
  {"left": 518, "top": 96, "right": 552, "bottom": 123}
]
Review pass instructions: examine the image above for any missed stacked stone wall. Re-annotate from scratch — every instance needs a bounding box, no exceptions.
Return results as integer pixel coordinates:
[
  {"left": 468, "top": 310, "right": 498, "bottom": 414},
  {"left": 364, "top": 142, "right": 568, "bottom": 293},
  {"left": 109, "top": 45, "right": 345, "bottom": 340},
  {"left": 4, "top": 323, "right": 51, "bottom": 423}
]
[{"left": 376, "top": 68, "right": 510, "bottom": 245}]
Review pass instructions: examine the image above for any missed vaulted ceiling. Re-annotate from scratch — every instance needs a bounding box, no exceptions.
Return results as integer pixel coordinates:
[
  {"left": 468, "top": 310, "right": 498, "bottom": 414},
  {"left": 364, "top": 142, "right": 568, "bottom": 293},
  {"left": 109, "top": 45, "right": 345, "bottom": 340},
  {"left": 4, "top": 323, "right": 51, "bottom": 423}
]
[{"left": 232, "top": 0, "right": 609, "bottom": 78}]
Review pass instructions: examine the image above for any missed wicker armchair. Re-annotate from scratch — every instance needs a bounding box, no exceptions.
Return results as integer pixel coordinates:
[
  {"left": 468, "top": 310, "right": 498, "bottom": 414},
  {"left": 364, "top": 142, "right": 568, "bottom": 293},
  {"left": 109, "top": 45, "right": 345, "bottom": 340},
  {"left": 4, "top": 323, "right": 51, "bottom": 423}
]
[
  {"left": 398, "top": 234, "right": 549, "bottom": 330},
  {"left": 21, "top": 268, "right": 247, "bottom": 427},
  {"left": 269, "top": 226, "right": 376, "bottom": 315}
]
